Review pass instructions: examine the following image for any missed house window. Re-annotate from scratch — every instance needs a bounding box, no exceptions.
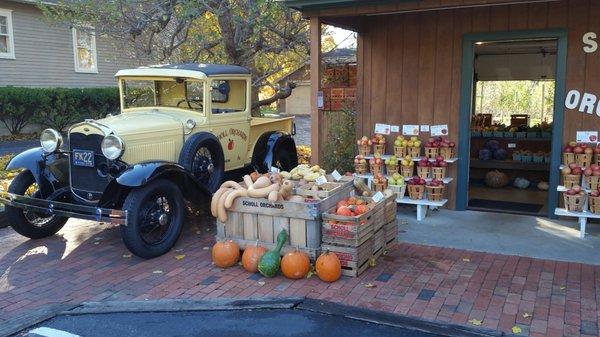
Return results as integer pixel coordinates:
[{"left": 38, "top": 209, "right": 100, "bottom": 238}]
[
  {"left": 72, "top": 27, "right": 97, "bottom": 73},
  {"left": 0, "top": 8, "right": 15, "bottom": 59}
]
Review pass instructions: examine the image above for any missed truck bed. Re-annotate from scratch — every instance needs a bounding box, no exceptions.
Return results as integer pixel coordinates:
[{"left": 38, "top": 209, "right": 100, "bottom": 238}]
[{"left": 249, "top": 116, "right": 295, "bottom": 143}]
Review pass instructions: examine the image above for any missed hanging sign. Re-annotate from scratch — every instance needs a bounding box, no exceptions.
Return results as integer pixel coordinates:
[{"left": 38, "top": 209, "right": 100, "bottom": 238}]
[
  {"left": 430, "top": 125, "right": 449, "bottom": 136},
  {"left": 374, "top": 123, "right": 391, "bottom": 135},
  {"left": 576, "top": 131, "right": 598, "bottom": 143},
  {"left": 390, "top": 125, "right": 400, "bottom": 133},
  {"left": 402, "top": 125, "right": 420, "bottom": 136},
  {"left": 317, "top": 91, "right": 324, "bottom": 109}
]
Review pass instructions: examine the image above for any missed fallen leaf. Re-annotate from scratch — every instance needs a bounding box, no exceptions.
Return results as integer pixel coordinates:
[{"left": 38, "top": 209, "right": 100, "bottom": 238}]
[
  {"left": 257, "top": 281, "right": 265, "bottom": 286},
  {"left": 175, "top": 248, "right": 184, "bottom": 253},
  {"left": 383, "top": 249, "right": 389, "bottom": 256},
  {"left": 93, "top": 242, "right": 100, "bottom": 245},
  {"left": 203, "top": 246, "right": 209, "bottom": 250},
  {"left": 560, "top": 286, "right": 566, "bottom": 290},
  {"left": 462, "top": 258, "right": 470, "bottom": 262},
  {"left": 152, "top": 270, "right": 163, "bottom": 274},
  {"left": 512, "top": 326, "right": 522, "bottom": 334},
  {"left": 369, "top": 258, "right": 377, "bottom": 267},
  {"left": 94, "top": 237, "right": 103, "bottom": 240},
  {"left": 122, "top": 253, "right": 132, "bottom": 258},
  {"left": 306, "top": 270, "right": 314, "bottom": 279},
  {"left": 363, "top": 283, "right": 376, "bottom": 288},
  {"left": 468, "top": 319, "right": 482, "bottom": 326},
  {"left": 522, "top": 312, "right": 531, "bottom": 319},
  {"left": 175, "top": 254, "right": 185, "bottom": 260}
]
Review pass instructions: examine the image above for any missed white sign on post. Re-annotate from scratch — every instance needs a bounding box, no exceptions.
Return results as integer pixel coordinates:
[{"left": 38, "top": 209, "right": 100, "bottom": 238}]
[
  {"left": 315, "top": 175, "right": 328, "bottom": 186},
  {"left": 420, "top": 125, "right": 430, "bottom": 132},
  {"left": 390, "top": 125, "right": 400, "bottom": 133},
  {"left": 331, "top": 170, "right": 342, "bottom": 181},
  {"left": 372, "top": 191, "right": 384, "bottom": 203},
  {"left": 317, "top": 91, "right": 324, "bottom": 109},
  {"left": 374, "top": 123, "right": 391, "bottom": 135},
  {"left": 430, "top": 125, "right": 449, "bottom": 136},
  {"left": 402, "top": 125, "right": 420, "bottom": 136},
  {"left": 576, "top": 131, "right": 599, "bottom": 143}
]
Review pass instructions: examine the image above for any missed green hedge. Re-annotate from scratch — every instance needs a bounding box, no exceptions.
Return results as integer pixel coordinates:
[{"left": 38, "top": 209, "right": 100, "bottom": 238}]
[{"left": 0, "top": 87, "right": 119, "bottom": 134}]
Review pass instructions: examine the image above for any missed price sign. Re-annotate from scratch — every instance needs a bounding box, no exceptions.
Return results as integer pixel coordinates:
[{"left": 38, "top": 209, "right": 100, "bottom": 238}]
[
  {"left": 374, "top": 123, "right": 391, "bottom": 135},
  {"left": 430, "top": 125, "right": 449, "bottom": 136},
  {"left": 270, "top": 166, "right": 280, "bottom": 173},
  {"left": 317, "top": 91, "right": 324, "bottom": 109},
  {"left": 315, "top": 175, "right": 328, "bottom": 186},
  {"left": 331, "top": 170, "right": 342, "bottom": 181},
  {"left": 390, "top": 125, "right": 400, "bottom": 133},
  {"left": 420, "top": 125, "right": 430, "bottom": 132},
  {"left": 402, "top": 125, "right": 420, "bottom": 136},
  {"left": 372, "top": 191, "right": 384, "bottom": 203},
  {"left": 576, "top": 131, "right": 598, "bottom": 143}
]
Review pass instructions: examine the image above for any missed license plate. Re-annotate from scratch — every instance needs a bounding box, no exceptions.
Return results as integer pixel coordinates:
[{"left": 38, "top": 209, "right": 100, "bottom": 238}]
[{"left": 72, "top": 149, "right": 95, "bottom": 167}]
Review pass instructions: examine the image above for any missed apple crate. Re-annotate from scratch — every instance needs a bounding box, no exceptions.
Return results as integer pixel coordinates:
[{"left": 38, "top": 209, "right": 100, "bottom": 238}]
[
  {"left": 371, "top": 206, "right": 385, "bottom": 232},
  {"left": 388, "top": 184, "right": 406, "bottom": 199},
  {"left": 358, "top": 144, "right": 371, "bottom": 156},
  {"left": 372, "top": 180, "right": 388, "bottom": 193},
  {"left": 585, "top": 175, "right": 600, "bottom": 191},
  {"left": 321, "top": 238, "right": 373, "bottom": 277},
  {"left": 431, "top": 167, "right": 447, "bottom": 180},
  {"left": 564, "top": 193, "right": 585, "bottom": 212},
  {"left": 401, "top": 165, "right": 413, "bottom": 177},
  {"left": 354, "top": 161, "right": 367, "bottom": 174},
  {"left": 295, "top": 181, "right": 347, "bottom": 199},
  {"left": 563, "top": 152, "right": 575, "bottom": 165},
  {"left": 408, "top": 184, "right": 426, "bottom": 200},
  {"left": 384, "top": 219, "right": 399, "bottom": 247},
  {"left": 321, "top": 200, "right": 379, "bottom": 247},
  {"left": 562, "top": 174, "right": 581, "bottom": 188},
  {"left": 409, "top": 147, "right": 420, "bottom": 158},
  {"left": 370, "top": 162, "right": 384, "bottom": 175},
  {"left": 595, "top": 154, "right": 600, "bottom": 166},
  {"left": 576, "top": 153, "right": 592, "bottom": 168},
  {"left": 417, "top": 166, "right": 430, "bottom": 179},
  {"left": 216, "top": 183, "right": 352, "bottom": 261},
  {"left": 373, "top": 144, "right": 386, "bottom": 156},
  {"left": 439, "top": 147, "right": 454, "bottom": 160},
  {"left": 386, "top": 163, "right": 399, "bottom": 175},
  {"left": 426, "top": 185, "right": 445, "bottom": 202},
  {"left": 394, "top": 146, "right": 408, "bottom": 157},
  {"left": 372, "top": 227, "right": 385, "bottom": 260},
  {"left": 383, "top": 193, "right": 397, "bottom": 223},
  {"left": 424, "top": 147, "right": 439, "bottom": 159},
  {"left": 589, "top": 196, "right": 600, "bottom": 214}
]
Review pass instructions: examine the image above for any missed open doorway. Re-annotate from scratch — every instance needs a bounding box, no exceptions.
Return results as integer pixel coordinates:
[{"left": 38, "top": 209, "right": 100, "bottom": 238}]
[{"left": 467, "top": 39, "right": 557, "bottom": 215}]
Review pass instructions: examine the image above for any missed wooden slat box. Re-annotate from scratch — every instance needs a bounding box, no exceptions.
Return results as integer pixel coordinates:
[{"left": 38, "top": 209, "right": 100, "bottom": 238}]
[
  {"left": 322, "top": 237, "right": 372, "bottom": 277},
  {"left": 372, "top": 227, "right": 385, "bottom": 259},
  {"left": 295, "top": 181, "right": 346, "bottom": 199},
  {"left": 321, "top": 200, "right": 379, "bottom": 247},
  {"left": 384, "top": 219, "right": 398, "bottom": 247},
  {"left": 383, "top": 194, "right": 397, "bottom": 223},
  {"left": 216, "top": 183, "right": 352, "bottom": 261}
]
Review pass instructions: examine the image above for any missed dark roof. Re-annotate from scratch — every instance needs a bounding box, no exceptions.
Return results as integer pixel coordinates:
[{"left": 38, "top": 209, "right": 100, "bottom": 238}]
[{"left": 143, "top": 63, "right": 251, "bottom": 76}]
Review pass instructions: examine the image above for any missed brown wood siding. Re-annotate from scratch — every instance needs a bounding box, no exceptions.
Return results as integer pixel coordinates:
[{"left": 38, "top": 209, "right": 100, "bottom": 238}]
[{"left": 353, "top": 0, "right": 600, "bottom": 209}]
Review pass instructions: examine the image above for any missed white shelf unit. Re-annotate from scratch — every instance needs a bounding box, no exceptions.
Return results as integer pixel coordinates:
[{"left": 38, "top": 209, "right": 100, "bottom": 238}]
[{"left": 555, "top": 175, "right": 597, "bottom": 238}]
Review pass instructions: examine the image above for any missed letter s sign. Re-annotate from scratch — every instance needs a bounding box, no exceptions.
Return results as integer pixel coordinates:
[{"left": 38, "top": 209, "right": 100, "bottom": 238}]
[{"left": 583, "top": 32, "right": 598, "bottom": 53}]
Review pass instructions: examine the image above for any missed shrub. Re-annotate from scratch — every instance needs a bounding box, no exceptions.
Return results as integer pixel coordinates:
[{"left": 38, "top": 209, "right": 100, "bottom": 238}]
[
  {"left": 322, "top": 103, "right": 357, "bottom": 173},
  {"left": 0, "top": 87, "right": 119, "bottom": 134}
]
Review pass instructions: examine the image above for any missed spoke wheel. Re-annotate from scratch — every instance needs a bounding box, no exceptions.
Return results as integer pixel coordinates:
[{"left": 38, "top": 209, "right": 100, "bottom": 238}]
[{"left": 191, "top": 147, "right": 214, "bottom": 184}]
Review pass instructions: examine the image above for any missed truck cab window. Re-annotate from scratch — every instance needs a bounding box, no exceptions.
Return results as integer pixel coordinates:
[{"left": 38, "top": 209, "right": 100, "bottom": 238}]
[{"left": 211, "top": 79, "right": 247, "bottom": 114}]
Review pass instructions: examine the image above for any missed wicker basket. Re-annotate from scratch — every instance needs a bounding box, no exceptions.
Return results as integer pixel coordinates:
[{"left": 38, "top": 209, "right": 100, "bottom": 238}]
[
  {"left": 401, "top": 165, "right": 413, "bottom": 177},
  {"left": 370, "top": 162, "right": 383, "bottom": 175},
  {"left": 386, "top": 164, "right": 399, "bottom": 175},
  {"left": 589, "top": 196, "right": 600, "bottom": 214},
  {"left": 576, "top": 153, "right": 592, "bottom": 168},
  {"left": 426, "top": 185, "right": 445, "bottom": 201},
  {"left": 354, "top": 162, "right": 367, "bottom": 174},
  {"left": 417, "top": 166, "right": 430, "bottom": 179},
  {"left": 439, "top": 147, "right": 454, "bottom": 160},
  {"left": 595, "top": 154, "right": 600, "bottom": 166},
  {"left": 562, "top": 152, "right": 575, "bottom": 165},
  {"left": 373, "top": 181, "right": 388, "bottom": 192},
  {"left": 407, "top": 184, "right": 425, "bottom": 200},
  {"left": 409, "top": 147, "right": 420, "bottom": 158},
  {"left": 430, "top": 167, "right": 446, "bottom": 180},
  {"left": 564, "top": 193, "right": 585, "bottom": 212},
  {"left": 424, "top": 147, "right": 439, "bottom": 159},
  {"left": 394, "top": 146, "right": 407, "bottom": 157},
  {"left": 586, "top": 175, "right": 600, "bottom": 191},
  {"left": 373, "top": 144, "right": 386, "bottom": 156},
  {"left": 358, "top": 144, "right": 371, "bottom": 156},
  {"left": 388, "top": 184, "right": 405, "bottom": 199},
  {"left": 562, "top": 174, "right": 581, "bottom": 188}
]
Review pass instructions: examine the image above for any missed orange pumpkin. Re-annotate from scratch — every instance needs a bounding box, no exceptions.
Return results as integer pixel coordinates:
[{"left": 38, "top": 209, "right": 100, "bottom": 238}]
[
  {"left": 355, "top": 204, "right": 369, "bottom": 215},
  {"left": 316, "top": 250, "right": 341, "bottom": 282},
  {"left": 242, "top": 243, "right": 268, "bottom": 273},
  {"left": 336, "top": 206, "right": 354, "bottom": 216},
  {"left": 281, "top": 249, "right": 310, "bottom": 279},
  {"left": 212, "top": 240, "right": 240, "bottom": 268},
  {"left": 336, "top": 200, "right": 349, "bottom": 209}
]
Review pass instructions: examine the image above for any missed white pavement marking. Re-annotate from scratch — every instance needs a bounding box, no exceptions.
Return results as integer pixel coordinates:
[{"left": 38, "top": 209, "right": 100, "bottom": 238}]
[{"left": 28, "top": 327, "right": 81, "bottom": 337}]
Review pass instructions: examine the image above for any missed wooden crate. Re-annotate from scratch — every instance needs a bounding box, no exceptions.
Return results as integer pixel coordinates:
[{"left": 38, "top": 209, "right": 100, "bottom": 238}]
[
  {"left": 322, "top": 238, "right": 372, "bottom": 277},
  {"left": 216, "top": 184, "right": 352, "bottom": 261},
  {"left": 383, "top": 194, "right": 397, "bottom": 223},
  {"left": 384, "top": 219, "right": 398, "bottom": 246},
  {"left": 321, "top": 199, "right": 379, "bottom": 247},
  {"left": 295, "top": 181, "right": 346, "bottom": 199},
  {"left": 371, "top": 207, "right": 385, "bottom": 232},
  {"left": 372, "top": 227, "right": 385, "bottom": 256}
]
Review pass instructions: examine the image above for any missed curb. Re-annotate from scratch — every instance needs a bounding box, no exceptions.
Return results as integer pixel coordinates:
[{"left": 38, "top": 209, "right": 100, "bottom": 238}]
[{"left": 0, "top": 303, "right": 77, "bottom": 337}]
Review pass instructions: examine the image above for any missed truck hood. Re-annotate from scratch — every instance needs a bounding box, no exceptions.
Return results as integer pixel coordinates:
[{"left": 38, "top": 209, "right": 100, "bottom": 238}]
[{"left": 96, "top": 111, "right": 183, "bottom": 136}]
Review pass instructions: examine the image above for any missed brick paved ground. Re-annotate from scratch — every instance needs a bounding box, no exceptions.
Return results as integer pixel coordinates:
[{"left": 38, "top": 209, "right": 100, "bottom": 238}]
[{"left": 1, "top": 213, "right": 599, "bottom": 337}]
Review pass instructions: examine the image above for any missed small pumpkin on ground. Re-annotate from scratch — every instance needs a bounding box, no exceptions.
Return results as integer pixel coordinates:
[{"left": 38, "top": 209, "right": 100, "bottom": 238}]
[
  {"left": 242, "top": 242, "right": 268, "bottom": 273},
  {"left": 212, "top": 240, "right": 240, "bottom": 268},
  {"left": 281, "top": 248, "right": 310, "bottom": 279},
  {"left": 315, "top": 250, "right": 342, "bottom": 282},
  {"left": 258, "top": 229, "right": 287, "bottom": 277}
]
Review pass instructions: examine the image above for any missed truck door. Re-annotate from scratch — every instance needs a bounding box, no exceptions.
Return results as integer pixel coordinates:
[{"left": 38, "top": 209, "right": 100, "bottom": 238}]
[{"left": 207, "top": 78, "right": 251, "bottom": 170}]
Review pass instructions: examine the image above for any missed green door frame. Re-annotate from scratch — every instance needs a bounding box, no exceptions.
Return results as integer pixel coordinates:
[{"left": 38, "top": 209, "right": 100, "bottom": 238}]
[{"left": 456, "top": 29, "right": 568, "bottom": 219}]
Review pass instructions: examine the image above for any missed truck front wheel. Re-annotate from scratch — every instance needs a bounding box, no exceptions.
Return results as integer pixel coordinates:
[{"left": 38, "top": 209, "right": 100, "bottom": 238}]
[
  {"left": 5, "top": 170, "right": 68, "bottom": 239},
  {"left": 120, "top": 179, "right": 185, "bottom": 259}
]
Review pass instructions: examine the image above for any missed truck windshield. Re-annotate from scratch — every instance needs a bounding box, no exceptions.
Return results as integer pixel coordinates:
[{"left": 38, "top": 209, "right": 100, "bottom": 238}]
[{"left": 122, "top": 79, "right": 204, "bottom": 113}]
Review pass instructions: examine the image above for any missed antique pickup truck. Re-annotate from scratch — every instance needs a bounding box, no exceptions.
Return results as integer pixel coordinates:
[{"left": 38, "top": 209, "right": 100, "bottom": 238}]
[{"left": 0, "top": 63, "right": 297, "bottom": 258}]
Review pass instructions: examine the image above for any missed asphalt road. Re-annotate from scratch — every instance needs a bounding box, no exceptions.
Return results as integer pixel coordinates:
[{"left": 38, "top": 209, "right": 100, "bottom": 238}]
[{"left": 24, "top": 309, "right": 442, "bottom": 337}]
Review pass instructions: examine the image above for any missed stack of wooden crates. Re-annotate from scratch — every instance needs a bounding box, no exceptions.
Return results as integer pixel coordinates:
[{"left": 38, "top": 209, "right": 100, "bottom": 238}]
[{"left": 321, "top": 193, "right": 398, "bottom": 277}]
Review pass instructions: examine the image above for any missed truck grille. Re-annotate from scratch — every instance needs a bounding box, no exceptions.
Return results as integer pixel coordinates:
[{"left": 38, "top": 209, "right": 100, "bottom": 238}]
[{"left": 69, "top": 132, "right": 110, "bottom": 203}]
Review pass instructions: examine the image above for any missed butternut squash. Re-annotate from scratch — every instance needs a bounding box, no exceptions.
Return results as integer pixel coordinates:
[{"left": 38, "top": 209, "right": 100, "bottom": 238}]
[
  {"left": 250, "top": 176, "right": 271, "bottom": 190},
  {"left": 242, "top": 175, "right": 254, "bottom": 189},
  {"left": 217, "top": 189, "right": 235, "bottom": 223},
  {"left": 224, "top": 189, "right": 249, "bottom": 209},
  {"left": 268, "top": 190, "right": 279, "bottom": 202},
  {"left": 211, "top": 187, "right": 229, "bottom": 217},
  {"left": 248, "top": 183, "right": 279, "bottom": 198},
  {"left": 220, "top": 181, "right": 244, "bottom": 190}
]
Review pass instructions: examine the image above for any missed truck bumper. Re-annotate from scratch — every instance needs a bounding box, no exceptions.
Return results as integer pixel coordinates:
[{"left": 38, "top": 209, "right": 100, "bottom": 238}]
[{"left": 0, "top": 191, "right": 128, "bottom": 225}]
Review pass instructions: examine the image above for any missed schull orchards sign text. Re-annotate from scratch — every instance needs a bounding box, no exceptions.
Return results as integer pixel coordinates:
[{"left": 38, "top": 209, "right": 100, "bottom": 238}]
[{"left": 564, "top": 32, "right": 600, "bottom": 115}]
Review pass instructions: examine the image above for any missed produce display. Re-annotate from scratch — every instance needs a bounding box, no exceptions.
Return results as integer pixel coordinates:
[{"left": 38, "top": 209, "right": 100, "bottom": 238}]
[
  {"left": 212, "top": 240, "right": 241, "bottom": 268},
  {"left": 423, "top": 137, "right": 454, "bottom": 159},
  {"left": 334, "top": 197, "right": 371, "bottom": 217},
  {"left": 384, "top": 155, "right": 399, "bottom": 174},
  {"left": 258, "top": 229, "right": 287, "bottom": 277},
  {"left": 369, "top": 154, "right": 384, "bottom": 175},
  {"left": 562, "top": 141, "right": 597, "bottom": 167},
  {"left": 513, "top": 177, "right": 531, "bottom": 189},
  {"left": 407, "top": 176, "right": 426, "bottom": 200},
  {"left": 387, "top": 172, "right": 405, "bottom": 186},
  {"left": 394, "top": 136, "right": 407, "bottom": 157},
  {"left": 283, "top": 164, "right": 326, "bottom": 181},
  {"left": 472, "top": 122, "right": 552, "bottom": 138},
  {"left": 357, "top": 136, "right": 373, "bottom": 156},
  {"left": 372, "top": 173, "right": 387, "bottom": 191},
  {"left": 563, "top": 186, "right": 585, "bottom": 212},
  {"left": 281, "top": 248, "right": 311, "bottom": 279},
  {"left": 354, "top": 155, "right": 368, "bottom": 174},
  {"left": 416, "top": 157, "right": 431, "bottom": 179},
  {"left": 315, "top": 250, "right": 342, "bottom": 283},
  {"left": 425, "top": 179, "right": 445, "bottom": 201},
  {"left": 584, "top": 164, "right": 600, "bottom": 190},
  {"left": 561, "top": 163, "right": 583, "bottom": 188},
  {"left": 400, "top": 155, "right": 415, "bottom": 177},
  {"left": 372, "top": 134, "right": 387, "bottom": 155},
  {"left": 297, "top": 145, "right": 311, "bottom": 165}
]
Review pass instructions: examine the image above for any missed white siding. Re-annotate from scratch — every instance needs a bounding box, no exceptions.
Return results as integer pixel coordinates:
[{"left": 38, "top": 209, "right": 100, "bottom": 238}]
[{"left": 0, "top": 0, "right": 141, "bottom": 87}]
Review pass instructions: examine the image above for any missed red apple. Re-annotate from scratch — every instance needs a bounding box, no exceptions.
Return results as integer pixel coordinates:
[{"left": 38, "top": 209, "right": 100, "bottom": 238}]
[
  {"left": 584, "top": 168, "right": 593, "bottom": 176},
  {"left": 572, "top": 167, "right": 583, "bottom": 175},
  {"left": 569, "top": 163, "right": 579, "bottom": 169},
  {"left": 574, "top": 146, "right": 584, "bottom": 154},
  {"left": 585, "top": 147, "right": 594, "bottom": 154}
]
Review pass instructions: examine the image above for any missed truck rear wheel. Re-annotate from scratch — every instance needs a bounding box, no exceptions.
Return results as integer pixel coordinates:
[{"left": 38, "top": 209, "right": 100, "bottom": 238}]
[
  {"left": 5, "top": 170, "right": 68, "bottom": 239},
  {"left": 120, "top": 179, "right": 185, "bottom": 259},
  {"left": 179, "top": 133, "right": 224, "bottom": 193}
]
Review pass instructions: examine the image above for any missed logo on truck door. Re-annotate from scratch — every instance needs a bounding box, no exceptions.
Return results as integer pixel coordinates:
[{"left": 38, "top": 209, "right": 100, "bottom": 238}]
[{"left": 217, "top": 128, "right": 247, "bottom": 151}]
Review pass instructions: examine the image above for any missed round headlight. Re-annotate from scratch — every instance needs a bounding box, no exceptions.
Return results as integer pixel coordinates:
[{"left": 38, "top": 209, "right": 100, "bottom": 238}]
[
  {"left": 101, "top": 135, "right": 124, "bottom": 160},
  {"left": 40, "top": 129, "right": 62, "bottom": 153}
]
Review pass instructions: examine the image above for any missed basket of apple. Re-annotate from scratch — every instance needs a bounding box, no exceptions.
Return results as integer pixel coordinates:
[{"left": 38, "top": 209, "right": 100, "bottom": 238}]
[
  {"left": 385, "top": 155, "right": 399, "bottom": 175},
  {"left": 357, "top": 136, "right": 373, "bottom": 156},
  {"left": 584, "top": 164, "right": 600, "bottom": 190},
  {"left": 400, "top": 155, "right": 414, "bottom": 177},
  {"left": 372, "top": 172, "right": 388, "bottom": 192},
  {"left": 394, "top": 136, "right": 408, "bottom": 157},
  {"left": 370, "top": 154, "right": 384, "bottom": 175},
  {"left": 575, "top": 143, "right": 593, "bottom": 168},
  {"left": 354, "top": 155, "right": 368, "bottom": 174},
  {"left": 561, "top": 164, "right": 582, "bottom": 188},
  {"left": 407, "top": 136, "right": 422, "bottom": 158},
  {"left": 562, "top": 141, "right": 576, "bottom": 165},
  {"left": 372, "top": 134, "right": 387, "bottom": 156},
  {"left": 424, "top": 137, "right": 441, "bottom": 159},
  {"left": 416, "top": 157, "right": 431, "bottom": 179},
  {"left": 430, "top": 156, "right": 449, "bottom": 180},
  {"left": 589, "top": 189, "right": 600, "bottom": 214},
  {"left": 407, "top": 176, "right": 426, "bottom": 200},
  {"left": 387, "top": 172, "right": 406, "bottom": 199},
  {"left": 563, "top": 186, "right": 585, "bottom": 212},
  {"left": 425, "top": 179, "right": 445, "bottom": 201},
  {"left": 439, "top": 138, "right": 456, "bottom": 160},
  {"left": 594, "top": 145, "right": 600, "bottom": 165}
]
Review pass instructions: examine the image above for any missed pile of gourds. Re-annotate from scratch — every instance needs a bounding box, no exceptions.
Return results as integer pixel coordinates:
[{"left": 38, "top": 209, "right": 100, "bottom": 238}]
[
  {"left": 210, "top": 173, "right": 304, "bottom": 223},
  {"left": 281, "top": 164, "right": 326, "bottom": 181}
]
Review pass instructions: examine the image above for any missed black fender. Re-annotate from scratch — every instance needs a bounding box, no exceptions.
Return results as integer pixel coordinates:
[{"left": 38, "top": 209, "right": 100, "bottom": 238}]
[
  {"left": 251, "top": 132, "right": 297, "bottom": 173},
  {"left": 5, "top": 147, "right": 69, "bottom": 197},
  {"left": 98, "top": 161, "right": 212, "bottom": 208}
]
